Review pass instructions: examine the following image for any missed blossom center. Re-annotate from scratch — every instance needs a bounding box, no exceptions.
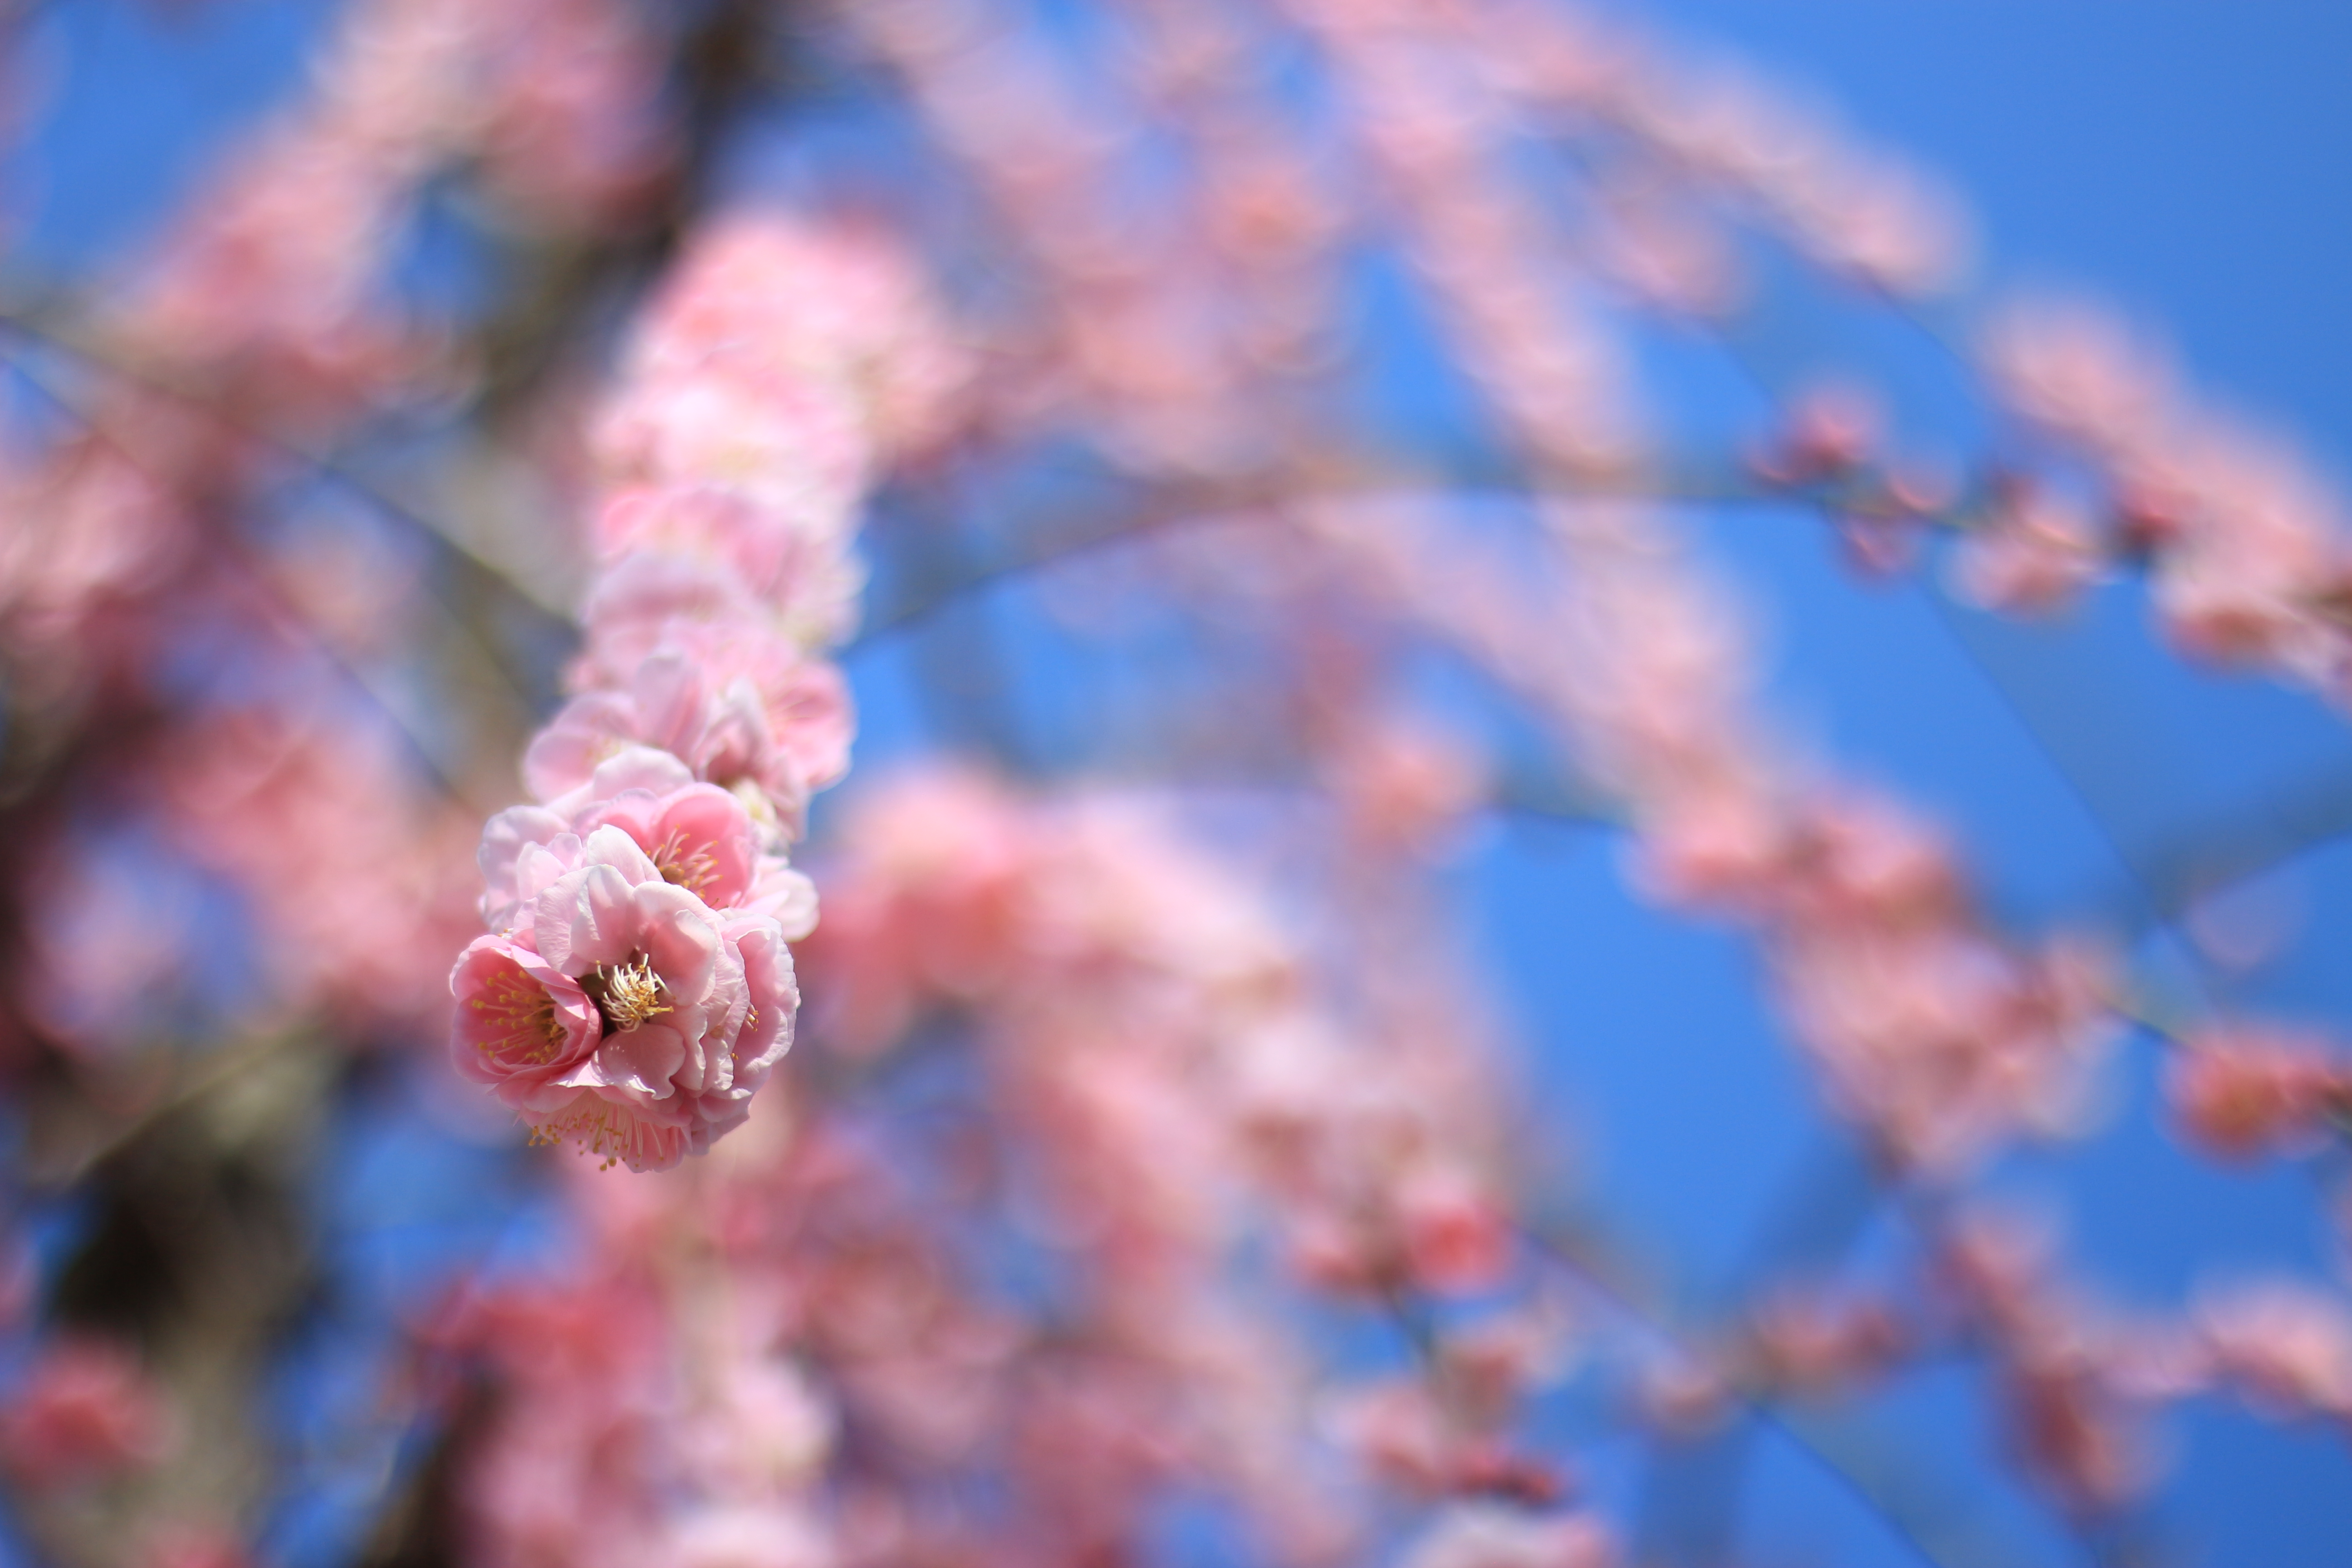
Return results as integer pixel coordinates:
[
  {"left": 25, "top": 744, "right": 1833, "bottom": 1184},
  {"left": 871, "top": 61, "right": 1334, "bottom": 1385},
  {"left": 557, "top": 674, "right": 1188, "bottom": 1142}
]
[
  {"left": 588, "top": 954, "right": 671, "bottom": 1034},
  {"left": 652, "top": 828, "right": 722, "bottom": 899}
]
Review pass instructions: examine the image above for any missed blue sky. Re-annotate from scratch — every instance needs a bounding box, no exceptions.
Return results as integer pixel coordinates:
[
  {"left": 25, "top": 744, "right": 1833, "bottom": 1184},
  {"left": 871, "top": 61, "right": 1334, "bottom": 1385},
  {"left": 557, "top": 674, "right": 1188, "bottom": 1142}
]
[{"left": 6, "top": 2, "right": 2351, "bottom": 1564}]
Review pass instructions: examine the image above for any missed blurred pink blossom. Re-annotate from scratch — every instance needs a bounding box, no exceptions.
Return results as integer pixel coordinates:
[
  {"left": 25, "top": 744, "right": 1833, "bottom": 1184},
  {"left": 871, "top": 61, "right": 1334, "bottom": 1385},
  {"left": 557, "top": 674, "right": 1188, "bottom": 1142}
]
[{"left": 0, "top": 1338, "right": 174, "bottom": 1487}]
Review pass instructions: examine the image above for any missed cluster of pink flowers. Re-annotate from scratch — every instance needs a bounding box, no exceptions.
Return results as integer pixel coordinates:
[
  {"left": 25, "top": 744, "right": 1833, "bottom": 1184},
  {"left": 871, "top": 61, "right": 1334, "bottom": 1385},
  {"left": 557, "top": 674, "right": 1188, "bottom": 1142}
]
[
  {"left": 442, "top": 765, "right": 1608, "bottom": 1565},
  {"left": 1727, "top": 296, "right": 2352, "bottom": 710},
  {"left": 830, "top": 0, "right": 2352, "bottom": 1552},
  {"left": 2165, "top": 1020, "right": 2352, "bottom": 1161},
  {"left": 0, "top": 0, "right": 690, "bottom": 1088},
  {"left": 2195, "top": 1278, "right": 2352, "bottom": 1421},
  {"left": 1602, "top": 1200, "right": 2352, "bottom": 1516},
  {"left": 10, "top": 0, "right": 2352, "bottom": 1558},
  {"left": 159, "top": 704, "right": 483, "bottom": 1032},
  {"left": 815, "top": 769, "right": 1519, "bottom": 1302},
  {"left": 1129, "top": 13, "right": 2352, "bottom": 1517},
  {"left": 1182, "top": 0, "right": 2102, "bottom": 1186},
  {"left": 450, "top": 217, "right": 961, "bottom": 1170},
  {"left": 431, "top": 1153, "right": 841, "bottom": 1568},
  {"left": 1294, "top": 369, "right": 2117, "bottom": 1180},
  {"left": 1751, "top": 795, "right": 2118, "bottom": 1173},
  {"left": 112, "top": 0, "right": 668, "bottom": 424},
  {"left": 842, "top": 0, "right": 1279, "bottom": 476},
  {"left": 0, "top": 431, "right": 189, "bottom": 691},
  {"left": 1978, "top": 297, "right": 2352, "bottom": 690}
]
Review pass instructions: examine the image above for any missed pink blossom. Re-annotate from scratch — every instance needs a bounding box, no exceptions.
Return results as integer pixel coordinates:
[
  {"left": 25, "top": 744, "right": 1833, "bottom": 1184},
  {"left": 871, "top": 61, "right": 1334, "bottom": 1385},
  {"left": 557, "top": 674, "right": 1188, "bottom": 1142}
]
[
  {"left": 1790, "top": 153, "right": 1970, "bottom": 296},
  {"left": 2001, "top": 1352, "right": 2156, "bottom": 1512},
  {"left": 1785, "top": 791, "right": 1963, "bottom": 925},
  {"left": 140, "top": 1526, "right": 254, "bottom": 1568},
  {"left": 1322, "top": 1377, "right": 1458, "bottom": 1494},
  {"left": 2165, "top": 1024, "right": 2345, "bottom": 1162},
  {"left": 469, "top": 0, "right": 671, "bottom": 230},
  {"left": 1400, "top": 1505, "right": 1617, "bottom": 1568},
  {"left": 501, "top": 829, "right": 794, "bottom": 1167},
  {"left": 1632, "top": 777, "right": 1797, "bottom": 912},
  {"left": 585, "top": 485, "right": 866, "bottom": 648},
  {"left": 1948, "top": 487, "right": 2107, "bottom": 616},
  {"left": 1750, "top": 381, "right": 1883, "bottom": 487},
  {"left": 383, "top": 12, "right": 2352, "bottom": 1553},
  {"left": 1739, "top": 1284, "right": 1907, "bottom": 1394},
  {"left": 592, "top": 365, "right": 872, "bottom": 535},
  {"left": 449, "top": 935, "right": 605, "bottom": 1112},
  {"left": 456, "top": 817, "right": 799, "bottom": 1172},
  {"left": 455, "top": 215, "right": 954, "bottom": 1162},
  {"left": 2195, "top": 1280, "right": 2352, "bottom": 1417},
  {"left": 488, "top": 741, "right": 771, "bottom": 921},
  {"left": 436, "top": 1265, "right": 679, "bottom": 1566},
  {"left": 1975, "top": 293, "right": 2352, "bottom": 701},
  {"left": 2136, "top": 425, "right": 2347, "bottom": 676},
  {"left": 591, "top": 484, "right": 816, "bottom": 587},
  {"left": 1924, "top": 1211, "right": 2173, "bottom": 1508},
  {"left": 608, "top": 214, "right": 966, "bottom": 457},
  {"left": 1325, "top": 715, "right": 1489, "bottom": 856},
  {"left": 581, "top": 783, "right": 763, "bottom": 912},
  {"left": 524, "top": 639, "right": 853, "bottom": 839},
  {"left": 1933, "top": 1205, "right": 2059, "bottom": 1339},
  {"left": 1395, "top": 1158, "right": 1513, "bottom": 1295},
  {"left": 1437, "top": 1305, "right": 1582, "bottom": 1428},
  {"left": 0, "top": 1338, "right": 174, "bottom": 1486},
  {"left": 1980, "top": 296, "right": 2177, "bottom": 456},
  {"left": 660, "top": 1505, "right": 835, "bottom": 1568},
  {"left": 745, "top": 854, "right": 821, "bottom": 942},
  {"left": 1777, "top": 924, "right": 2116, "bottom": 1173},
  {"left": 575, "top": 544, "right": 867, "bottom": 678}
]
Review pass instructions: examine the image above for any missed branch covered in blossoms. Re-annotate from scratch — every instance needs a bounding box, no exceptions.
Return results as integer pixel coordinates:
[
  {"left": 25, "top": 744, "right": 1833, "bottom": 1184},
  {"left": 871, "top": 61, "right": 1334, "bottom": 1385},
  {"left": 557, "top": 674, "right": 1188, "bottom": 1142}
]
[{"left": 451, "top": 216, "right": 963, "bottom": 1169}]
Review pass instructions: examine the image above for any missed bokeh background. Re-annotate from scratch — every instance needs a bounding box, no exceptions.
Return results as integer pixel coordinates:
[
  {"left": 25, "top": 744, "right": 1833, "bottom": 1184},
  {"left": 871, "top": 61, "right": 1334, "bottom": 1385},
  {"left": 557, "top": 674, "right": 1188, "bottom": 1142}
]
[{"left": 2, "top": 1, "right": 2349, "bottom": 1565}]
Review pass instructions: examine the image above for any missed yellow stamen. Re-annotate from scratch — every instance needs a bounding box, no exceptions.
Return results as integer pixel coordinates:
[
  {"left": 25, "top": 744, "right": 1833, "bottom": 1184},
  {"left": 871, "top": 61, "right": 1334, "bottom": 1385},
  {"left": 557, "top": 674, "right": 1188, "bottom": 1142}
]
[
  {"left": 470, "top": 966, "right": 568, "bottom": 1064},
  {"left": 652, "top": 828, "right": 723, "bottom": 900},
  {"left": 596, "top": 955, "right": 671, "bottom": 1032}
]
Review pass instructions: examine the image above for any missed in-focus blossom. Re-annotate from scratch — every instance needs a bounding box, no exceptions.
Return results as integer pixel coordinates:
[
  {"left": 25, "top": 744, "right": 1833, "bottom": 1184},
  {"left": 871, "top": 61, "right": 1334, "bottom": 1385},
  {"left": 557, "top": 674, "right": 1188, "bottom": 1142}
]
[
  {"left": 457, "top": 826, "right": 796, "bottom": 1170},
  {"left": 480, "top": 745, "right": 775, "bottom": 931},
  {"left": 450, "top": 936, "right": 604, "bottom": 1109}
]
